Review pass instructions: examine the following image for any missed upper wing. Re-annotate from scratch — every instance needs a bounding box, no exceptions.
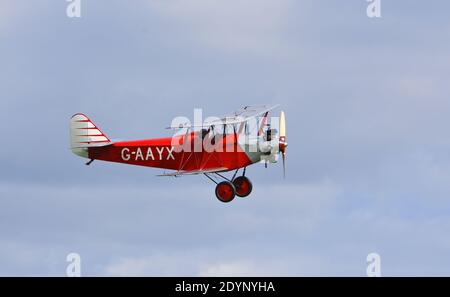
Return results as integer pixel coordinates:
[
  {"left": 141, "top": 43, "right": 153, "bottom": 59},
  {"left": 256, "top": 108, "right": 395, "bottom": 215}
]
[
  {"left": 157, "top": 167, "right": 229, "bottom": 177},
  {"left": 227, "top": 104, "right": 279, "bottom": 119},
  {"left": 167, "top": 104, "right": 279, "bottom": 129}
]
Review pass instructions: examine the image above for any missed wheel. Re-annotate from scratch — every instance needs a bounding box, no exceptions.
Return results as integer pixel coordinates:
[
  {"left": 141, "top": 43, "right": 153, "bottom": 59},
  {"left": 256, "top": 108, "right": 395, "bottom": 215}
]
[
  {"left": 233, "top": 176, "right": 253, "bottom": 197},
  {"left": 215, "top": 181, "right": 236, "bottom": 203}
]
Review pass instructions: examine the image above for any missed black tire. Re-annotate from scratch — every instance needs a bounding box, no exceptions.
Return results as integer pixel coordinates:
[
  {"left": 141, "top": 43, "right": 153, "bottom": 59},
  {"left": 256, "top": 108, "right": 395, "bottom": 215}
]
[
  {"left": 233, "top": 176, "right": 253, "bottom": 197},
  {"left": 215, "top": 181, "right": 236, "bottom": 203}
]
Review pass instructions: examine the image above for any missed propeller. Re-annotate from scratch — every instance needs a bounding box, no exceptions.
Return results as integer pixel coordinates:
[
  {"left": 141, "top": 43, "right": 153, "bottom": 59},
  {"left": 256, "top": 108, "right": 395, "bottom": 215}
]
[{"left": 279, "top": 111, "right": 287, "bottom": 178}]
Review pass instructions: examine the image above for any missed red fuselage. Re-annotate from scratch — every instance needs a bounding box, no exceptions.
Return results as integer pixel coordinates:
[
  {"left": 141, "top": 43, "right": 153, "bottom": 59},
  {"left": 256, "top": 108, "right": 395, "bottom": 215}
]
[{"left": 88, "top": 132, "right": 255, "bottom": 172}]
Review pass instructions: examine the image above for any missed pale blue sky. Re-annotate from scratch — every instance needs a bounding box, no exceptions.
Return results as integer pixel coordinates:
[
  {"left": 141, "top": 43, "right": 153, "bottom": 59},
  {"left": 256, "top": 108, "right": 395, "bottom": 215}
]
[{"left": 1, "top": 0, "right": 450, "bottom": 276}]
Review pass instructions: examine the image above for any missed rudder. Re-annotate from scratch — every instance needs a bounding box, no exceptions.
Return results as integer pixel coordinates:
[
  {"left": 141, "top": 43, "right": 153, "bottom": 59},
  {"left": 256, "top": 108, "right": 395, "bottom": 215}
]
[{"left": 70, "top": 113, "right": 111, "bottom": 158}]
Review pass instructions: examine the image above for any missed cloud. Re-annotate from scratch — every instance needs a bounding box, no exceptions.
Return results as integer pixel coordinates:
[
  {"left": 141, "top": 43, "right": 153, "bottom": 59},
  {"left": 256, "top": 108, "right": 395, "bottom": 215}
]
[
  {"left": 199, "top": 261, "right": 261, "bottom": 276},
  {"left": 148, "top": 0, "right": 297, "bottom": 56},
  {"left": 2, "top": 170, "right": 450, "bottom": 276},
  {"left": 0, "top": 180, "right": 338, "bottom": 276},
  {"left": 2, "top": 0, "right": 450, "bottom": 276},
  {"left": 104, "top": 257, "right": 159, "bottom": 276},
  {"left": 0, "top": 1, "right": 49, "bottom": 35},
  {"left": 0, "top": 1, "right": 17, "bottom": 34},
  {"left": 105, "top": 255, "right": 284, "bottom": 277}
]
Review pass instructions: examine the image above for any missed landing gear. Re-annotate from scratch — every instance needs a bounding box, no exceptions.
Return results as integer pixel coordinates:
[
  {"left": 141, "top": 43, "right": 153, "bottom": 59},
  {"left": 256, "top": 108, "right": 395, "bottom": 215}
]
[
  {"left": 233, "top": 176, "right": 253, "bottom": 197},
  {"left": 215, "top": 181, "right": 236, "bottom": 203},
  {"left": 206, "top": 168, "right": 253, "bottom": 203}
]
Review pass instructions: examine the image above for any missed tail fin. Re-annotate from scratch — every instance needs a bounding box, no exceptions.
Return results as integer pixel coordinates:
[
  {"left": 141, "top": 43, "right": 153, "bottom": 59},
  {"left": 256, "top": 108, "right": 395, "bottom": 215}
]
[{"left": 70, "top": 113, "right": 111, "bottom": 158}]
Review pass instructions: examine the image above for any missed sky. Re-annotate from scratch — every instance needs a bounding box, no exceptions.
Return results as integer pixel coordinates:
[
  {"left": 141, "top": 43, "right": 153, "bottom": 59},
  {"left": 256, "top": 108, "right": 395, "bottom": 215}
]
[{"left": 1, "top": 0, "right": 450, "bottom": 276}]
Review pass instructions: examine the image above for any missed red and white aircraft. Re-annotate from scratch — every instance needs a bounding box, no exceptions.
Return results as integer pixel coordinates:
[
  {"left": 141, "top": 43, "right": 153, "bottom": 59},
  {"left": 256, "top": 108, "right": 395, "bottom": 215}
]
[{"left": 70, "top": 105, "right": 287, "bottom": 202}]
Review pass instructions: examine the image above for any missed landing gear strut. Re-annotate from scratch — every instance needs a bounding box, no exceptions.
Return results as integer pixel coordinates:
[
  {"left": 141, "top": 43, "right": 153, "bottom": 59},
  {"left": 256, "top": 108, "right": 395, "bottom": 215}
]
[{"left": 206, "top": 168, "right": 253, "bottom": 203}]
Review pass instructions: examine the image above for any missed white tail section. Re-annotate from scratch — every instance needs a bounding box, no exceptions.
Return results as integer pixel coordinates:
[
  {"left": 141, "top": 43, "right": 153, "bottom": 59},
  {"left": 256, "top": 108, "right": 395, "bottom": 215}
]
[{"left": 70, "top": 113, "right": 111, "bottom": 158}]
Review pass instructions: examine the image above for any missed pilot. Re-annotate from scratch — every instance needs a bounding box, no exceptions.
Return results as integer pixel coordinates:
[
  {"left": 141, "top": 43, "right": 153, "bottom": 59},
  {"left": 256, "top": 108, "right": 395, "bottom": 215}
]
[{"left": 201, "top": 128, "right": 210, "bottom": 139}]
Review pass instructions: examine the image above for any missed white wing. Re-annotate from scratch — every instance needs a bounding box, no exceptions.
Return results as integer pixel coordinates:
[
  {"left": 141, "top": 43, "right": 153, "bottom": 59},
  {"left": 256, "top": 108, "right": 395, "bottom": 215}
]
[
  {"left": 167, "top": 104, "right": 279, "bottom": 129},
  {"left": 157, "top": 167, "right": 229, "bottom": 177}
]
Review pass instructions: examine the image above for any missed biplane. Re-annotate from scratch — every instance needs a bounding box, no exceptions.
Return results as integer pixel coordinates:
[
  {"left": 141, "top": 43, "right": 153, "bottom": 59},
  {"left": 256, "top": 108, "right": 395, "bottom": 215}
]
[{"left": 70, "top": 105, "right": 287, "bottom": 203}]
